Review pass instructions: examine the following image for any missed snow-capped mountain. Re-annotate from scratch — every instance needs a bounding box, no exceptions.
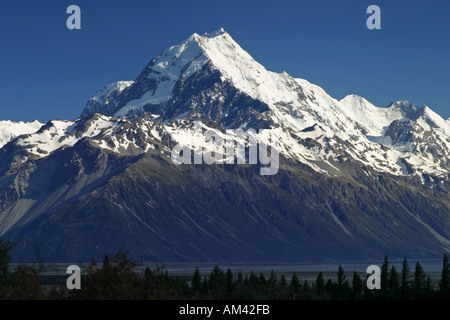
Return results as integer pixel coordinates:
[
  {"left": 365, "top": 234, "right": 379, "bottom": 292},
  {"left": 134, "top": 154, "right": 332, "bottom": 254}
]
[
  {"left": 81, "top": 81, "right": 134, "bottom": 118},
  {"left": 0, "top": 120, "right": 43, "bottom": 148},
  {"left": 79, "top": 28, "right": 449, "bottom": 179},
  {"left": 1, "top": 29, "right": 450, "bottom": 263}
]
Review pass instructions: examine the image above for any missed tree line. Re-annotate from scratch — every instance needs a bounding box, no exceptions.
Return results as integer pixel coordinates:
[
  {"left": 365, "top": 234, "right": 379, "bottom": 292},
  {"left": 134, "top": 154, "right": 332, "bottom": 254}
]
[{"left": 1, "top": 239, "right": 450, "bottom": 299}]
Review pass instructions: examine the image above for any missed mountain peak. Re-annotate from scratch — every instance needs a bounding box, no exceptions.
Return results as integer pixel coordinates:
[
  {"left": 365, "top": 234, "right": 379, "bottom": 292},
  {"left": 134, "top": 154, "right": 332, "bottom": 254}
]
[
  {"left": 106, "top": 28, "right": 282, "bottom": 118},
  {"left": 82, "top": 81, "right": 134, "bottom": 117},
  {"left": 201, "top": 27, "right": 227, "bottom": 38},
  {"left": 340, "top": 94, "right": 371, "bottom": 105},
  {"left": 186, "top": 28, "right": 232, "bottom": 46},
  {"left": 388, "top": 100, "right": 413, "bottom": 109},
  {"left": 82, "top": 29, "right": 243, "bottom": 118},
  {"left": 339, "top": 94, "right": 399, "bottom": 136}
]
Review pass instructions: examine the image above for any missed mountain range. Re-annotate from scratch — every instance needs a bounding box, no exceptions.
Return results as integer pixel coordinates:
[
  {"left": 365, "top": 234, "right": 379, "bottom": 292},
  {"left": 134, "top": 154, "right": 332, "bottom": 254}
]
[{"left": 1, "top": 28, "right": 449, "bottom": 263}]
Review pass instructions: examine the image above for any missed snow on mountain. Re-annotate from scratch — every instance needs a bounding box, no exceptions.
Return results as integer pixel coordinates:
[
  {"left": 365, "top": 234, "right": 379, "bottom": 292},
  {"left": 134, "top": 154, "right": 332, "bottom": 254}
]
[
  {"left": 15, "top": 28, "right": 450, "bottom": 181},
  {"left": 419, "top": 105, "right": 450, "bottom": 137},
  {"left": 337, "top": 96, "right": 450, "bottom": 177},
  {"left": 16, "top": 120, "right": 78, "bottom": 158},
  {"left": 113, "top": 33, "right": 210, "bottom": 117},
  {"left": 194, "top": 29, "right": 298, "bottom": 107},
  {"left": 339, "top": 94, "right": 403, "bottom": 136},
  {"left": 0, "top": 120, "right": 43, "bottom": 148},
  {"left": 111, "top": 29, "right": 366, "bottom": 141},
  {"left": 3, "top": 29, "right": 450, "bottom": 263},
  {"left": 15, "top": 115, "right": 124, "bottom": 159},
  {"left": 11, "top": 113, "right": 169, "bottom": 164},
  {"left": 82, "top": 81, "right": 134, "bottom": 117}
]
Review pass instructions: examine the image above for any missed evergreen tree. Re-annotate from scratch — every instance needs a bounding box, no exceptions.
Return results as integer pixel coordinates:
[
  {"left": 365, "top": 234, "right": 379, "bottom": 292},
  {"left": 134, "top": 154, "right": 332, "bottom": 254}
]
[
  {"left": 268, "top": 270, "right": 277, "bottom": 285},
  {"left": 208, "top": 265, "right": 226, "bottom": 299},
  {"left": 389, "top": 265, "right": 400, "bottom": 299},
  {"left": 280, "top": 274, "right": 287, "bottom": 288},
  {"left": 337, "top": 265, "right": 345, "bottom": 287},
  {"left": 302, "top": 280, "right": 311, "bottom": 299},
  {"left": 247, "top": 272, "right": 260, "bottom": 299},
  {"left": 289, "top": 272, "right": 301, "bottom": 299},
  {"left": 225, "top": 268, "right": 234, "bottom": 299},
  {"left": 380, "top": 255, "right": 390, "bottom": 298},
  {"left": 201, "top": 275, "right": 209, "bottom": 295},
  {"left": 400, "top": 257, "right": 411, "bottom": 299},
  {"left": 4, "top": 243, "right": 450, "bottom": 300},
  {"left": 351, "top": 272, "right": 363, "bottom": 300},
  {"left": 191, "top": 266, "right": 202, "bottom": 297},
  {"left": 424, "top": 275, "right": 434, "bottom": 300},
  {"left": 7, "top": 264, "right": 43, "bottom": 299},
  {"left": 248, "top": 272, "right": 259, "bottom": 287},
  {"left": 266, "top": 270, "right": 279, "bottom": 299},
  {"left": 142, "top": 267, "right": 154, "bottom": 298},
  {"left": 236, "top": 271, "right": 244, "bottom": 285},
  {"left": 175, "top": 276, "right": 190, "bottom": 297},
  {"left": 233, "top": 271, "right": 245, "bottom": 300},
  {"left": 259, "top": 273, "right": 266, "bottom": 286},
  {"left": 413, "top": 262, "right": 426, "bottom": 299},
  {"left": 336, "top": 264, "right": 349, "bottom": 299},
  {"left": 439, "top": 254, "right": 450, "bottom": 299},
  {"left": 103, "top": 254, "right": 110, "bottom": 269},
  {"left": 325, "top": 279, "right": 334, "bottom": 298},
  {"left": 0, "top": 239, "right": 13, "bottom": 288},
  {"left": 315, "top": 271, "right": 325, "bottom": 298},
  {"left": 82, "top": 250, "right": 143, "bottom": 299}
]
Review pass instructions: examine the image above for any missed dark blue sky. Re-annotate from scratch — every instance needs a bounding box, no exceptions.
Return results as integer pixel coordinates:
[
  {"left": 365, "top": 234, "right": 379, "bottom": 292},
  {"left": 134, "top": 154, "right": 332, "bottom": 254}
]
[{"left": 0, "top": 0, "right": 449, "bottom": 123}]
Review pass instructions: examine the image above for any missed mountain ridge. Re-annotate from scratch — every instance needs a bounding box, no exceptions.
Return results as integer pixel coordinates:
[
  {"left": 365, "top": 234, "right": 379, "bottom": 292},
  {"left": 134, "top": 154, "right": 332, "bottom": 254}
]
[{"left": 0, "top": 29, "right": 449, "bottom": 263}]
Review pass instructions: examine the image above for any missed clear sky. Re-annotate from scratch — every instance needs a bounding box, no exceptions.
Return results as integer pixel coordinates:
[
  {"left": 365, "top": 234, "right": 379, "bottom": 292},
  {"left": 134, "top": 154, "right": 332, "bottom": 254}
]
[{"left": 0, "top": 0, "right": 449, "bottom": 123}]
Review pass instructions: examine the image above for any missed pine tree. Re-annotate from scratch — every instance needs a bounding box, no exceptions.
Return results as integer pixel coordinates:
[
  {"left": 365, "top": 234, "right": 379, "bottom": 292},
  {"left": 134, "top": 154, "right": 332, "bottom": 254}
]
[
  {"left": 336, "top": 264, "right": 349, "bottom": 299},
  {"left": 351, "top": 272, "right": 363, "bottom": 300},
  {"left": 389, "top": 265, "right": 400, "bottom": 299},
  {"left": 413, "top": 262, "right": 426, "bottom": 299},
  {"left": 248, "top": 272, "right": 260, "bottom": 299},
  {"left": 259, "top": 273, "right": 266, "bottom": 286},
  {"left": 233, "top": 271, "right": 245, "bottom": 300},
  {"left": 315, "top": 271, "right": 326, "bottom": 298},
  {"left": 337, "top": 265, "right": 348, "bottom": 299},
  {"left": 225, "top": 268, "right": 234, "bottom": 299},
  {"left": 201, "top": 275, "right": 209, "bottom": 295},
  {"left": 268, "top": 269, "right": 277, "bottom": 284},
  {"left": 103, "top": 254, "right": 110, "bottom": 269},
  {"left": 237, "top": 271, "right": 244, "bottom": 285},
  {"left": 380, "top": 255, "right": 390, "bottom": 298},
  {"left": 439, "top": 253, "right": 450, "bottom": 299},
  {"left": 208, "top": 265, "right": 226, "bottom": 299},
  {"left": 191, "top": 266, "right": 202, "bottom": 297},
  {"left": 400, "top": 257, "right": 411, "bottom": 299},
  {"left": 0, "top": 239, "right": 13, "bottom": 288},
  {"left": 337, "top": 265, "right": 345, "bottom": 286},
  {"left": 7, "top": 264, "right": 43, "bottom": 299},
  {"left": 258, "top": 273, "right": 267, "bottom": 299},
  {"left": 267, "top": 270, "right": 278, "bottom": 299},
  {"left": 280, "top": 274, "right": 287, "bottom": 288},
  {"left": 142, "top": 267, "right": 153, "bottom": 298},
  {"left": 325, "top": 279, "right": 334, "bottom": 298},
  {"left": 302, "top": 280, "right": 311, "bottom": 299},
  {"left": 424, "top": 275, "right": 434, "bottom": 300},
  {"left": 290, "top": 272, "right": 301, "bottom": 299}
]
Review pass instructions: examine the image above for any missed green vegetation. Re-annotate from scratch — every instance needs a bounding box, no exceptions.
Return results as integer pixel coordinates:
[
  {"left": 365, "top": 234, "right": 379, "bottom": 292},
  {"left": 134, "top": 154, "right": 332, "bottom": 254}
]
[{"left": 0, "top": 238, "right": 450, "bottom": 300}]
